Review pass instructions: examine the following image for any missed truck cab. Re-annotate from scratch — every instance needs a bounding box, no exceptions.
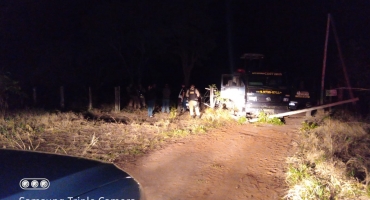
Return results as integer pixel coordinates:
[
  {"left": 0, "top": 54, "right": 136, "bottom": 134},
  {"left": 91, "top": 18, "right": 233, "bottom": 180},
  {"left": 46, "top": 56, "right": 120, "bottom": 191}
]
[{"left": 220, "top": 53, "right": 290, "bottom": 117}]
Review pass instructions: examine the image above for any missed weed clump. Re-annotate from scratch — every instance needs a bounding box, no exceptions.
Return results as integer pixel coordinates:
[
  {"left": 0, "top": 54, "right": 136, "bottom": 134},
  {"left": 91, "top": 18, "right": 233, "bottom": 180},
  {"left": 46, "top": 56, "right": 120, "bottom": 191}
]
[
  {"left": 300, "top": 121, "right": 319, "bottom": 132},
  {"left": 256, "top": 111, "right": 284, "bottom": 125},
  {"left": 168, "top": 107, "right": 178, "bottom": 121},
  {"left": 285, "top": 110, "right": 370, "bottom": 199},
  {"left": 237, "top": 116, "right": 247, "bottom": 125}
]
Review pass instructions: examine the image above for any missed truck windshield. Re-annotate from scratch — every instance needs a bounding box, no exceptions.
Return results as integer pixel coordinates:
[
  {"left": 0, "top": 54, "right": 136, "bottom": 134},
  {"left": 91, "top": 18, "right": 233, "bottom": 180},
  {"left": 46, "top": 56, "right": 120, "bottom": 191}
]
[
  {"left": 222, "top": 75, "right": 245, "bottom": 87},
  {"left": 248, "top": 74, "right": 286, "bottom": 87}
]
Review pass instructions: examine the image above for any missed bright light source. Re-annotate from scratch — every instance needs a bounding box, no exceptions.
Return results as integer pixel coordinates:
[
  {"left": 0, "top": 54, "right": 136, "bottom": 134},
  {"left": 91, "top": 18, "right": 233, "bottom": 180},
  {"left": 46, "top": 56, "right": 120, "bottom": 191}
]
[
  {"left": 248, "top": 96, "right": 257, "bottom": 101},
  {"left": 220, "top": 88, "right": 241, "bottom": 99}
]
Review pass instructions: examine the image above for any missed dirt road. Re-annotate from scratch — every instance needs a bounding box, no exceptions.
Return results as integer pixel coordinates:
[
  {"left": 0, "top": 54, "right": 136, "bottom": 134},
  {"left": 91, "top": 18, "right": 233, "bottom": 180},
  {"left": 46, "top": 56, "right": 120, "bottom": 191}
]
[{"left": 117, "top": 115, "right": 303, "bottom": 200}]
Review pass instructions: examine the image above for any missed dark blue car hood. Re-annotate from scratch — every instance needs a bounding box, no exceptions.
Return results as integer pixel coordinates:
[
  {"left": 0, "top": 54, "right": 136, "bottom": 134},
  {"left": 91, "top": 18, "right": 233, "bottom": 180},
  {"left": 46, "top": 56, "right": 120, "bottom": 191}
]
[{"left": 0, "top": 149, "right": 141, "bottom": 200}]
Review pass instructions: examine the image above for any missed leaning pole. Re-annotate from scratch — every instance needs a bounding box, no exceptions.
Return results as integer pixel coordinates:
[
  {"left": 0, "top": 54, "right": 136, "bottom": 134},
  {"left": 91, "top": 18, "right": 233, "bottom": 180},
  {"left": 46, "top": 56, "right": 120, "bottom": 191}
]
[{"left": 249, "top": 97, "right": 359, "bottom": 122}]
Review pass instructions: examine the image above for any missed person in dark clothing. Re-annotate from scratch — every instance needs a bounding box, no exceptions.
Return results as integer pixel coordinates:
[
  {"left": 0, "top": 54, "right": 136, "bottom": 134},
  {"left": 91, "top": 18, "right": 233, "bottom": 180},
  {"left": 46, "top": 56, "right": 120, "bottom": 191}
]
[
  {"left": 162, "top": 84, "right": 171, "bottom": 113},
  {"left": 177, "top": 84, "right": 187, "bottom": 113},
  {"left": 138, "top": 84, "right": 146, "bottom": 108},
  {"left": 126, "top": 84, "right": 134, "bottom": 109},
  {"left": 151, "top": 83, "right": 159, "bottom": 112},
  {"left": 132, "top": 84, "right": 141, "bottom": 109},
  {"left": 146, "top": 85, "right": 156, "bottom": 117}
]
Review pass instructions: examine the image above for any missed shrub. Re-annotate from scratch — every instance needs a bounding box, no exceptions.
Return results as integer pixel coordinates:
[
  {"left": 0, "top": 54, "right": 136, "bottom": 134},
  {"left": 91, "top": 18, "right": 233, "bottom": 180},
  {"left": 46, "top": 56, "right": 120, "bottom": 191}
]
[
  {"left": 237, "top": 116, "right": 247, "bottom": 125},
  {"left": 256, "top": 111, "right": 284, "bottom": 125},
  {"left": 285, "top": 110, "right": 370, "bottom": 199}
]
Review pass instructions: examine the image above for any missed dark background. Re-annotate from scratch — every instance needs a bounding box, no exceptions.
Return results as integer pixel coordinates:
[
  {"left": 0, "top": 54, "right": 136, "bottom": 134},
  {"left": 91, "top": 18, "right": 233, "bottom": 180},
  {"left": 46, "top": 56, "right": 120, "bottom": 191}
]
[{"left": 1, "top": 0, "right": 370, "bottom": 110}]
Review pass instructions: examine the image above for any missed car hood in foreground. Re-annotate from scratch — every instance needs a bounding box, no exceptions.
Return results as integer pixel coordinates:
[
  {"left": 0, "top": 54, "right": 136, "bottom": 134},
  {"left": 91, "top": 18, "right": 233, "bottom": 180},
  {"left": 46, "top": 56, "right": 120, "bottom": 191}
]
[{"left": 0, "top": 149, "right": 141, "bottom": 200}]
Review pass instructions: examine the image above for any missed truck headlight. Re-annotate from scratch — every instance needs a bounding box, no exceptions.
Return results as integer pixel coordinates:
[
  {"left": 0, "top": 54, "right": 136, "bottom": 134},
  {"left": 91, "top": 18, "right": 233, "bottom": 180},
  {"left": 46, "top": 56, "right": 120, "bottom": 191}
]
[
  {"left": 248, "top": 96, "right": 257, "bottom": 101},
  {"left": 289, "top": 101, "right": 298, "bottom": 106}
]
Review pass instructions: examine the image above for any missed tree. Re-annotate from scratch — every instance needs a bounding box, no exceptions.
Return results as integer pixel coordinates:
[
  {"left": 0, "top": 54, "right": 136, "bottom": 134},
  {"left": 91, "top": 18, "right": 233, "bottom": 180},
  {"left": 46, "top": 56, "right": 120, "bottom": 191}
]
[
  {"left": 162, "top": 0, "right": 216, "bottom": 86},
  {"left": 0, "top": 72, "right": 23, "bottom": 111},
  {"left": 83, "top": 0, "right": 166, "bottom": 86},
  {"left": 82, "top": 0, "right": 218, "bottom": 87}
]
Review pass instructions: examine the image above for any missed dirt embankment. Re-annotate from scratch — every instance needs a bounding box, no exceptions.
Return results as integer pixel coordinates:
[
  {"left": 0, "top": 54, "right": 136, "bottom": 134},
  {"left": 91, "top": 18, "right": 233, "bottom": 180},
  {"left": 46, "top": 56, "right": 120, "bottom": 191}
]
[{"left": 117, "top": 115, "right": 303, "bottom": 200}]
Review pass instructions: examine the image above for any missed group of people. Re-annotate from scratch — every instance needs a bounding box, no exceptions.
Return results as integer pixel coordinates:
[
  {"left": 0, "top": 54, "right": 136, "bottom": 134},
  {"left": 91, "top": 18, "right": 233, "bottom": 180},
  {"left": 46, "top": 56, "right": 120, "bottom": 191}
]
[
  {"left": 126, "top": 84, "right": 146, "bottom": 110},
  {"left": 127, "top": 83, "right": 201, "bottom": 119}
]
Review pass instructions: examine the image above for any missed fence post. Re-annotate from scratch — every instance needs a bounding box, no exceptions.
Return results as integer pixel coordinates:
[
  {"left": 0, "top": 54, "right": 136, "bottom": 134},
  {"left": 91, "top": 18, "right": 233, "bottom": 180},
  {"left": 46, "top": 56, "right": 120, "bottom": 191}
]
[
  {"left": 60, "top": 86, "right": 64, "bottom": 110},
  {"left": 115, "top": 86, "right": 120, "bottom": 112},
  {"left": 88, "top": 87, "right": 92, "bottom": 110},
  {"left": 33, "top": 87, "right": 37, "bottom": 105},
  {"left": 210, "top": 86, "right": 214, "bottom": 108}
]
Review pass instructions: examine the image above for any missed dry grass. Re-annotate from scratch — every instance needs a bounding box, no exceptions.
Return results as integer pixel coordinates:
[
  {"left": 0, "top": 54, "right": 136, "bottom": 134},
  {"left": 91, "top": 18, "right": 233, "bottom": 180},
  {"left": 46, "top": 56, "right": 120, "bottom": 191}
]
[
  {"left": 285, "top": 109, "right": 370, "bottom": 200},
  {"left": 0, "top": 107, "right": 239, "bottom": 162}
]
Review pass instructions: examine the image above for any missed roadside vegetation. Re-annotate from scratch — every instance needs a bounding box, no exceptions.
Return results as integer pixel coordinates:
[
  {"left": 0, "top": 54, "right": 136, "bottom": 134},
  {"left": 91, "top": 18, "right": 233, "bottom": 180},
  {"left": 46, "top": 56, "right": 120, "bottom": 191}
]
[
  {"left": 0, "top": 106, "right": 242, "bottom": 162},
  {"left": 285, "top": 109, "right": 370, "bottom": 200},
  {"left": 4, "top": 98, "right": 350, "bottom": 199},
  {"left": 255, "top": 111, "right": 284, "bottom": 125},
  {"left": 0, "top": 78, "right": 282, "bottom": 163}
]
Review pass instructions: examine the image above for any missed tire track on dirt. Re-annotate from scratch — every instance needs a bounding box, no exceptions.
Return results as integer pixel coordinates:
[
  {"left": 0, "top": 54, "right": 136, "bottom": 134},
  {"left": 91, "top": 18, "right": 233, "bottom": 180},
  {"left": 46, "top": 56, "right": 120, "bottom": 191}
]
[{"left": 117, "top": 119, "right": 301, "bottom": 200}]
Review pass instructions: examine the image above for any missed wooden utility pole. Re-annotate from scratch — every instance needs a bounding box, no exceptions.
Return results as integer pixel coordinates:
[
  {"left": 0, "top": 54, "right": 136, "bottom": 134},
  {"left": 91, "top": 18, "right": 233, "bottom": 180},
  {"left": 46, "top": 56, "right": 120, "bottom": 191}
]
[
  {"left": 320, "top": 14, "right": 330, "bottom": 105},
  {"left": 330, "top": 15, "right": 355, "bottom": 103},
  {"left": 115, "top": 86, "right": 120, "bottom": 112},
  {"left": 249, "top": 97, "right": 359, "bottom": 122},
  {"left": 60, "top": 86, "right": 65, "bottom": 110},
  {"left": 320, "top": 14, "right": 355, "bottom": 105},
  {"left": 88, "top": 87, "right": 92, "bottom": 110}
]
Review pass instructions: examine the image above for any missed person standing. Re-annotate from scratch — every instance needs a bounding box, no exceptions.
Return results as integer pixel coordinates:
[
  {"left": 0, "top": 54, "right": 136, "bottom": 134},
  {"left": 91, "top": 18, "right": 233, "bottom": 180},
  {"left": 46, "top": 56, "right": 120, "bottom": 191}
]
[
  {"left": 132, "top": 84, "right": 141, "bottom": 109},
  {"left": 146, "top": 85, "right": 156, "bottom": 117},
  {"left": 138, "top": 84, "right": 146, "bottom": 108},
  {"left": 186, "top": 84, "right": 201, "bottom": 118},
  {"left": 162, "top": 84, "right": 171, "bottom": 113},
  {"left": 177, "top": 84, "right": 187, "bottom": 113},
  {"left": 126, "top": 84, "right": 134, "bottom": 109},
  {"left": 151, "top": 83, "right": 159, "bottom": 112}
]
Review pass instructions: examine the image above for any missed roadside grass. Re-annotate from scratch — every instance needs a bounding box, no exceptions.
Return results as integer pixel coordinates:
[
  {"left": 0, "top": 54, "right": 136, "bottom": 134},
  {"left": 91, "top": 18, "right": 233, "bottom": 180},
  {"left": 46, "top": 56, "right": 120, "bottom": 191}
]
[
  {"left": 256, "top": 111, "right": 284, "bottom": 125},
  {"left": 285, "top": 109, "right": 370, "bottom": 200},
  {"left": 0, "top": 107, "right": 242, "bottom": 162}
]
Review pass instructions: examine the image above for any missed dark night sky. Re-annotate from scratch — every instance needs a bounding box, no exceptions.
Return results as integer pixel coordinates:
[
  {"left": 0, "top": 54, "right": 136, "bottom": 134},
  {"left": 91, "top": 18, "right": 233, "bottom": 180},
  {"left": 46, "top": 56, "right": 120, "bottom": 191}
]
[
  {"left": 202, "top": 0, "right": 370, "bottom": 85},
  {"left": 1, "top": 0, "right": 370, "bottom": 106}
]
